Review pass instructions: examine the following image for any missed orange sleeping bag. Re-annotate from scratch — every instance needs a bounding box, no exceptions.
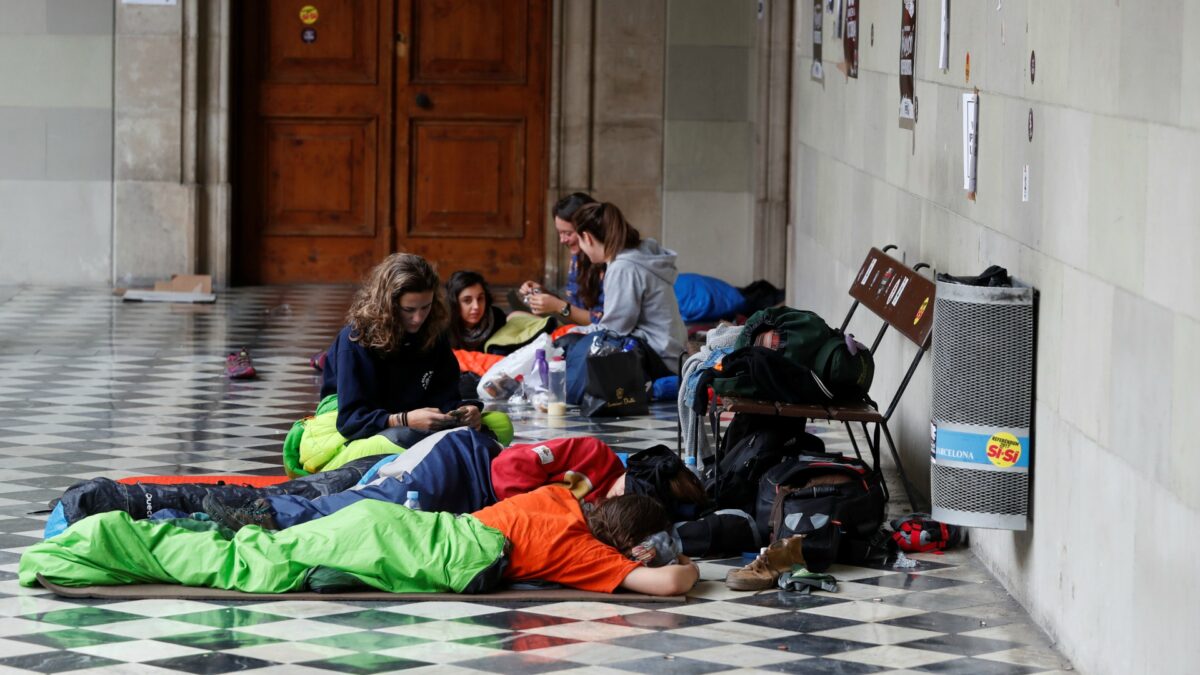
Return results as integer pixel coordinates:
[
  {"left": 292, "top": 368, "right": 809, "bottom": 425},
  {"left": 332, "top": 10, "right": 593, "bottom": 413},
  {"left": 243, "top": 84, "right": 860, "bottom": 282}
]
[{"left": 455, "top": 349, "right": 504, "bottom": 376}]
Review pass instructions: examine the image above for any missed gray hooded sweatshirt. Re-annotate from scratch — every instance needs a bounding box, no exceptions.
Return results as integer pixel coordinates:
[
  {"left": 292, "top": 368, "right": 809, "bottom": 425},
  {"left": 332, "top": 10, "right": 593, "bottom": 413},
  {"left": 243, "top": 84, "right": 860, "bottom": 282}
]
[{"left": 590, "top": 238, "right": 687, "bottom": 372}]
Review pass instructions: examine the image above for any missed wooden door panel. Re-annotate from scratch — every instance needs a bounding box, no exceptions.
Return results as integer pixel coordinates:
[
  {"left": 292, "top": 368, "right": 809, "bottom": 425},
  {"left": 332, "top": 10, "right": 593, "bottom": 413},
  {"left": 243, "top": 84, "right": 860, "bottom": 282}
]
[
  {"left": 237, "top": 0, "right": 546, "bottom": 285},
  {"left": 264, "top": 119, "right": 375, "bottom": 237},
  {"left": 410, "top": 120, "right": 522, "bottom": 238},
  {"left": 413, "top": 0, "right": 526, "bottom": 82},
  {"left": 267, "top": 0, "right": 377, "bottom": 83},
  {"left": 236, "top": 0, "right": 392, "bottom": 284},
  {"left": 394, "top": 0, "right": 547, "bottom": 285}
]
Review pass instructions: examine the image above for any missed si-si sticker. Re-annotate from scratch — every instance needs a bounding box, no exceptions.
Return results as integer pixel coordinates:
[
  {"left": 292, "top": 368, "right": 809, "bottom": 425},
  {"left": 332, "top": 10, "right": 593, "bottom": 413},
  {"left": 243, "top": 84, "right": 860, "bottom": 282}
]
[
  {"left": 986, "top": 432, "right": 1022, "bottom": 468},
  {"left": 913, "top": 296, "right": 930, "bottom": 325},
  {"left": 299, "top": 5, "right": 319, "bottom": 24},
  {"left": 301, "top": 27, "right": 317, "bottom": 43}
]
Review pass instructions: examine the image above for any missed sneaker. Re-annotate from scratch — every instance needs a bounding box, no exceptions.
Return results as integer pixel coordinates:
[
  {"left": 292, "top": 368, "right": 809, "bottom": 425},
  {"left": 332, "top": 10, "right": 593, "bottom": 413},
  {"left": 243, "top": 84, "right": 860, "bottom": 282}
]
[
  {"left": 225, "top": 348, "right": 256, "bottom": 379},
  {"left": 201, "top": 493, "right": 278, "bottom": 532},
  {"left": 725, "top": 535, "right": 806, "bottom": 591},
  {"left": 309, "top": 350, "right": 327, "bottom": 372}
]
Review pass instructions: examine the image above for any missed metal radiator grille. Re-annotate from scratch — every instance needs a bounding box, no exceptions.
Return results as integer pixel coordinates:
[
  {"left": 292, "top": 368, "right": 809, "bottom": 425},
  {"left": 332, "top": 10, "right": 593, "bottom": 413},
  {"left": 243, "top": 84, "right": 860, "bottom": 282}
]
[
  {"left": 931, "top": 298, "right": 1034, "bottom": 428},
  {"left": 932, "top": 463, "right": 1028, "bottom": 516}
]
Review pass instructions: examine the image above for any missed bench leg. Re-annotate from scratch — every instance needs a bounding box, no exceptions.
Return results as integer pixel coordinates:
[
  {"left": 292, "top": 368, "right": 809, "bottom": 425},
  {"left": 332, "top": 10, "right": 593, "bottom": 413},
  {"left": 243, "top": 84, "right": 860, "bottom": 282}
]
[
  {"left": 879, "top": 421, "right": 923, "bottom": 512},
  {"left": 844, "top": 421, "right": 867, "bottom": 465}
]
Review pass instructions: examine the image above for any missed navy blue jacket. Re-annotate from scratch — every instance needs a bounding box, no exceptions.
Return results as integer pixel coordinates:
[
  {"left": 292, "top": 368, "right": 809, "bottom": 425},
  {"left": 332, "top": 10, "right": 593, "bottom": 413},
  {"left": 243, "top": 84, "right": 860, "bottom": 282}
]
[{"left": 320, "top": 325, "right": 463, "bottom": 441}]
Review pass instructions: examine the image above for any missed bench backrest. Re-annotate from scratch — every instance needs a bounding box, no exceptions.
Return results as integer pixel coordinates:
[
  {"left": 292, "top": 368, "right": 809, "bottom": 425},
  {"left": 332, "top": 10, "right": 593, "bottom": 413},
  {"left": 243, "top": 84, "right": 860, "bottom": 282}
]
[{"left": 846, "top": 247, "right": 935, "bottom": 349}]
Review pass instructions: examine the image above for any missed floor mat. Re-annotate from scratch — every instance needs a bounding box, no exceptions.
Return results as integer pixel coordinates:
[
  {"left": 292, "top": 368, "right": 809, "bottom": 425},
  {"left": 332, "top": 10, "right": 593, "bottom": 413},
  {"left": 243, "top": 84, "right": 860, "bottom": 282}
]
[{"left": 36, "top": 574, "right": 683, "bottom": 603}]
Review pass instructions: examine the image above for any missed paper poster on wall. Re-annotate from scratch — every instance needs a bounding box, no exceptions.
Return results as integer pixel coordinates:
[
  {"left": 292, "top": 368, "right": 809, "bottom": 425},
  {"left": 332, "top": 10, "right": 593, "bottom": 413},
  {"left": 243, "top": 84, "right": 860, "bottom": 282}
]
[
  {"left": 939, "top": 0, "right": 950, "bottom": 70},
  {"left": 962, "top": 92, "right": 979, "bottom": 200},
  {"left": 812, "top": 0, "right": 825, "bottom": 80},
  {"left": 841, "top": 0, "right": 859, "bottom": 78},
  {"left": 899, "top": 1, "right": 917, "bottom": 120}
]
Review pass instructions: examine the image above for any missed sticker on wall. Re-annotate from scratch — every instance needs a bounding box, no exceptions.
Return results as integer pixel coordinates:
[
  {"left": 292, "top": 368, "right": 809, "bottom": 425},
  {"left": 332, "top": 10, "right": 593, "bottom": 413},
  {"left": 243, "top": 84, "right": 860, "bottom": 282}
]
[
  {"left": 841, "top": 0, "right": 859, "bottom": 78},
  {"left": 1027, "top": 108, "right": 1034, "bottom": 142},
  {"left": 812, "top": 0, "right": 825, "bottom": 81},
  {"left": 301, "top": 27, "right": 317, "bottom": 44},
  {"left": 913, "top": 296, "right": 930, "bottom": 325},
  {"left": 965, "top": 51, "right": 971, "bottom": 82},
  {"left": 986, "top": 432, "right": 1022, "bottom": 468},
  {"left": 962, "top": 91, "right": 979, "bottom": 200},
  {"left": 1030, "top": 50, "right": 1036, "bottom": 83},
  {"left": 1022, "top": 165, "right": 1030, "bottom": 202},
  {"left": 299, "top": 5, "right": 319, "bottom": 24},
  {"left": 938, "top": 0, "right": 950, "bottom": 71},
  {"left": 899, "top": 0, "right": 917, "bottom": 121}
]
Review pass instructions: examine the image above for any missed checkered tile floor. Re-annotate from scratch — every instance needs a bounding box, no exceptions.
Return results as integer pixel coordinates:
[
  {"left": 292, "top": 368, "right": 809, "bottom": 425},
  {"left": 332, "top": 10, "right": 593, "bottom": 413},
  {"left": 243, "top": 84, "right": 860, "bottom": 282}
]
[{"left": 0, "top": 286, "right": 1073, "bottom": 674}]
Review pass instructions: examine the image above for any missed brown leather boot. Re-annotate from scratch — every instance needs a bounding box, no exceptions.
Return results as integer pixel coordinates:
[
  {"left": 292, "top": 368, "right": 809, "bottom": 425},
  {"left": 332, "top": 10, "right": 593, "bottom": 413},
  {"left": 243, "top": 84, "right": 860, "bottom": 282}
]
[{"left": 725, "top": 535, "right": 806, "bottom": 591}]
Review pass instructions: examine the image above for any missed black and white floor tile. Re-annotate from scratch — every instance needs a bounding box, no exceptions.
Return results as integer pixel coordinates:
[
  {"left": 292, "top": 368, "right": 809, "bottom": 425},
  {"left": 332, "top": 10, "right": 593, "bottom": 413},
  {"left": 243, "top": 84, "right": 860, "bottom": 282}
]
[{"left": 0, "top": 286, "right": 1073, "bottom": 674}]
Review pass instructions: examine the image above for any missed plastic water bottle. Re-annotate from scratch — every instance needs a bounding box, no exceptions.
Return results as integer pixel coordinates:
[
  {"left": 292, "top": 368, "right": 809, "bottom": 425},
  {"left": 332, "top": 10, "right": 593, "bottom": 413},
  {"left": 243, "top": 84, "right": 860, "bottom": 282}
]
[
  {"left": 534, "top": 349, "right": 550, "bottom": 389},
  {"left": 403, "top": 491, "right": 421, "bottom": 511},
  {"left": 684, "top": 455, "right": 702, "bottom": 480}
]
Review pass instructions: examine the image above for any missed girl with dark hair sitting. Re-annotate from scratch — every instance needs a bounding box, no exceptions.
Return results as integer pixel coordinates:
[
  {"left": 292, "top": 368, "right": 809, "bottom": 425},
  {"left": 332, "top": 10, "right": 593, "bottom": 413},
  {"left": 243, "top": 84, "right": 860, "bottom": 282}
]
[
  {"left": 517, "top": 192, "right": 605, "bottom": 325},
  {"left": 446, "top": 270, "right": 507, "bottom": 351}
]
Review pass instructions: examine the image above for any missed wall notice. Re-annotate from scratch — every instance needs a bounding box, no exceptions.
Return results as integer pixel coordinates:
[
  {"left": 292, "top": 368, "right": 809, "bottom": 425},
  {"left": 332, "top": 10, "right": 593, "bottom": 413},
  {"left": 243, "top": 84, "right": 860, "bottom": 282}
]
[
  {"left": 843, "top": 0, "right": 859, "bottom": 78},
  {"left": 899, "top": 1, "right": 917, "bottom": 120},
  {"left": 812, "top": 0, "right": 825, "bottom": 80},
  {"left": 962, "top": 92, "right": 979, "bottom": 199}
]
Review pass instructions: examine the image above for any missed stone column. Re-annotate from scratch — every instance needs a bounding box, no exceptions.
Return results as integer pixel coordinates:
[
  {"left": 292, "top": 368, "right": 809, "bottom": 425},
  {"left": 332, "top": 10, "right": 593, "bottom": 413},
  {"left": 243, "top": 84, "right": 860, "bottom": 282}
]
[
  {"left": 753, "top": 0, "right": 792, "bottom": 287},
  {"left": 112, "top": 0, "right": 230, "bottom": 287}
]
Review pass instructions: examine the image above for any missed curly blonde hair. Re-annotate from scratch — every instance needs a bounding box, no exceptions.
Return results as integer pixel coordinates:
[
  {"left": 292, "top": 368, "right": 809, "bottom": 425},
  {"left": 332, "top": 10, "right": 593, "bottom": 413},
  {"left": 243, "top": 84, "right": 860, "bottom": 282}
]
[{"left": 346, "top": 253, "right": 448, "bottom": 353}]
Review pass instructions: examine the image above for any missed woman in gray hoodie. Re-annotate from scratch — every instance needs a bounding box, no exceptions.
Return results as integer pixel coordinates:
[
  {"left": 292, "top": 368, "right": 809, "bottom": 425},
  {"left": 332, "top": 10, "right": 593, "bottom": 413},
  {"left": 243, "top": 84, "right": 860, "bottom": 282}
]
[{"left": 573, "top": 202, "right": 687, "bottom": 371}]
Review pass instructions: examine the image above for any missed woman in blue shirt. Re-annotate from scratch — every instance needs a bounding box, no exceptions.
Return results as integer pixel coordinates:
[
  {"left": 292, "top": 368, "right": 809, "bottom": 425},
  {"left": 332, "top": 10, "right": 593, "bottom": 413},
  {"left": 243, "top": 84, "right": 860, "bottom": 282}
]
[{"left": 517, "top": 192, "right": 605, "bottom": 324}]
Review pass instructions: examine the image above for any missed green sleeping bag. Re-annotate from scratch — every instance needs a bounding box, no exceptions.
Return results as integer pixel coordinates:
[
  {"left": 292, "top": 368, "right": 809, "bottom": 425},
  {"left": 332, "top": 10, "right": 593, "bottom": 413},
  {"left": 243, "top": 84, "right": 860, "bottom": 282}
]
[{"left": 21, "top": 499, "right": 507, "bottom": 594}]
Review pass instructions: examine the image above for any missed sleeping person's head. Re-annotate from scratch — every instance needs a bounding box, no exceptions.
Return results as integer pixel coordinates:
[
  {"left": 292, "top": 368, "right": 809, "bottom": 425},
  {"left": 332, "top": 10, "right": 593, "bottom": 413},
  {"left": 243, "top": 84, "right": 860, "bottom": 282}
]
[
  {"left": 586, "top": 493, "right": 671, "bottom": 558},
  {"left": 604, "top": 446, "right": 708, "bottom": 519}
]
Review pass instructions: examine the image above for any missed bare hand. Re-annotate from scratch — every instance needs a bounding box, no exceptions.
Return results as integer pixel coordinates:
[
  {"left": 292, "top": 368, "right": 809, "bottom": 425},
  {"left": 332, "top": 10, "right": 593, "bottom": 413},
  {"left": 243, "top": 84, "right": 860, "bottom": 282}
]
[
  {"left": 527, "top": 292, "right": 563, "bottom": 316},
  {"left": 519, "top": 281, "right": 543, "bottom": 296},
  {"left": 405, "top": 407, "right": 453, "bottom": 432},
  {"left": 454, "top": 405, "right": 482, "bottom": 430}
]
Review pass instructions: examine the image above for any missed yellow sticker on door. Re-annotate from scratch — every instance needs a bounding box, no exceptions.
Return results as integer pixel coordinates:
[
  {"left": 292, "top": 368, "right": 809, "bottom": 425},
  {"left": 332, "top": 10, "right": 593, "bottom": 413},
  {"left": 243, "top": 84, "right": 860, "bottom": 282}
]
[
  {"left": 986, "top": 432, "right": 1022, "bottom": 468},
  {"left": 299, "top": 5, "right": 319, "bottom": 24}
]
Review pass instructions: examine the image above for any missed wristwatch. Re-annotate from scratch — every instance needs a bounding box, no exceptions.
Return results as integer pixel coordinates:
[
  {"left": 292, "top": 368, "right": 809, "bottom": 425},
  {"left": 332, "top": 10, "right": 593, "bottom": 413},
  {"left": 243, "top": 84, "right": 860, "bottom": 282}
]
[{"left": 559, "top": 301, "right": 572, "bottom": 318}]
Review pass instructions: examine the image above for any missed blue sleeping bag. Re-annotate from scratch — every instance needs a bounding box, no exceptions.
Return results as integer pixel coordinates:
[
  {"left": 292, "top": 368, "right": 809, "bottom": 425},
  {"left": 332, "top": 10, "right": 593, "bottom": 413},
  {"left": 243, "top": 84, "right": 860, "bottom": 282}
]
[
  {"left": 269, "top": 428, "right": 501, "bottom": 528},
  {"left": 675, "top": 273, "right": 747, "bottom": 322}
]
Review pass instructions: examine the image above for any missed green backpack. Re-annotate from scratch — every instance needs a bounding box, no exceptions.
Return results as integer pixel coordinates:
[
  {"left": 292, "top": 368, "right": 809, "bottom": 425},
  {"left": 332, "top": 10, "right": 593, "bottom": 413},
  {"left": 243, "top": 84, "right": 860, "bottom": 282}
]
[{"left": 730, "top": 307, "right": 874, "bottom": 403}]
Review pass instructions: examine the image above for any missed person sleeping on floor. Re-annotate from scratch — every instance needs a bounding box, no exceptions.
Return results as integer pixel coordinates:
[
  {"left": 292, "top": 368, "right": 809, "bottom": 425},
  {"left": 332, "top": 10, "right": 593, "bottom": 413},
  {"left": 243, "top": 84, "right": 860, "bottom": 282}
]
[
  {"left": 48, "top": 430, "right": 762, "bottom": 558},
  {"left": 21, "top": 484, "right": 699, "bottom": 597}
]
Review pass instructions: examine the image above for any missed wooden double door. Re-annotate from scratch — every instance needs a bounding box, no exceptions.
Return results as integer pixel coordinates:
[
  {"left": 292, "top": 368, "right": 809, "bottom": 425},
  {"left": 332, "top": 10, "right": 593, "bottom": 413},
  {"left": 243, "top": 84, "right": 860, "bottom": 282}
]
[{"left": 234, "top": 0, "right": 549, "bottom": 285}]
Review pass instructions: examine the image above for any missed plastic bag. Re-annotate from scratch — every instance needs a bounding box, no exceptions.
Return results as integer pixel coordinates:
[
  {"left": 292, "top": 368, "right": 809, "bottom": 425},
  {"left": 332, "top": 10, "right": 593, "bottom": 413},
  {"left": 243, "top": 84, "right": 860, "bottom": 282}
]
[{"left": 477, "top": 334, "right": 561, "bottom": 400}]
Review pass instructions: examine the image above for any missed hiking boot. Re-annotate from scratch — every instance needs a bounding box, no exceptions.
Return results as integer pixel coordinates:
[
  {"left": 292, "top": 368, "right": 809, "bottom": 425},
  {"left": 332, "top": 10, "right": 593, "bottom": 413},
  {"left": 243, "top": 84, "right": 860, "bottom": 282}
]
[
  {"left": 225, "top": 348, "right": 257, "bottom": 379},
  {"left": 202, "top": 493, "right": 278, "bottom": 532},
  {"left": 725, "top": 535, "right": 806, "bottom": 591}
]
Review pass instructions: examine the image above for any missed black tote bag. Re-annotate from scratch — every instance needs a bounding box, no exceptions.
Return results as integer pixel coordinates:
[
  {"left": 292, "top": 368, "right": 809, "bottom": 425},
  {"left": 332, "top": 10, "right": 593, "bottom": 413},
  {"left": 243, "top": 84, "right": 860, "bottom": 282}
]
[{"left": 580, "top": 350, "right": 650, "bottom": 417}]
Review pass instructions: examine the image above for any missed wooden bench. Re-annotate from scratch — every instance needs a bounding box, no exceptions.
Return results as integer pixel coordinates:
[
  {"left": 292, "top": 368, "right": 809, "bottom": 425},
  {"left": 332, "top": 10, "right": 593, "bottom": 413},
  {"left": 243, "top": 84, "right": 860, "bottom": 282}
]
[{"left": 715, "top": 246, "right": 936, "bottom": 511}]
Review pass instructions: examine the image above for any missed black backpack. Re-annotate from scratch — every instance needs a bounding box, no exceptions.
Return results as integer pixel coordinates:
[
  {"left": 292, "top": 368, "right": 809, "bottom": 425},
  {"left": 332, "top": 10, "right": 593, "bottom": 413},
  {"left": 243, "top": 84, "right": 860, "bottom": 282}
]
[
  {"left": 755, "top": 453, "right": 888, "bottom": 572},
  {"left": 703, "top": 414, "right": 825, "bottom": 514},
  {"left": 712, "top": 308, "right": 875, "bottom": 404}
]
